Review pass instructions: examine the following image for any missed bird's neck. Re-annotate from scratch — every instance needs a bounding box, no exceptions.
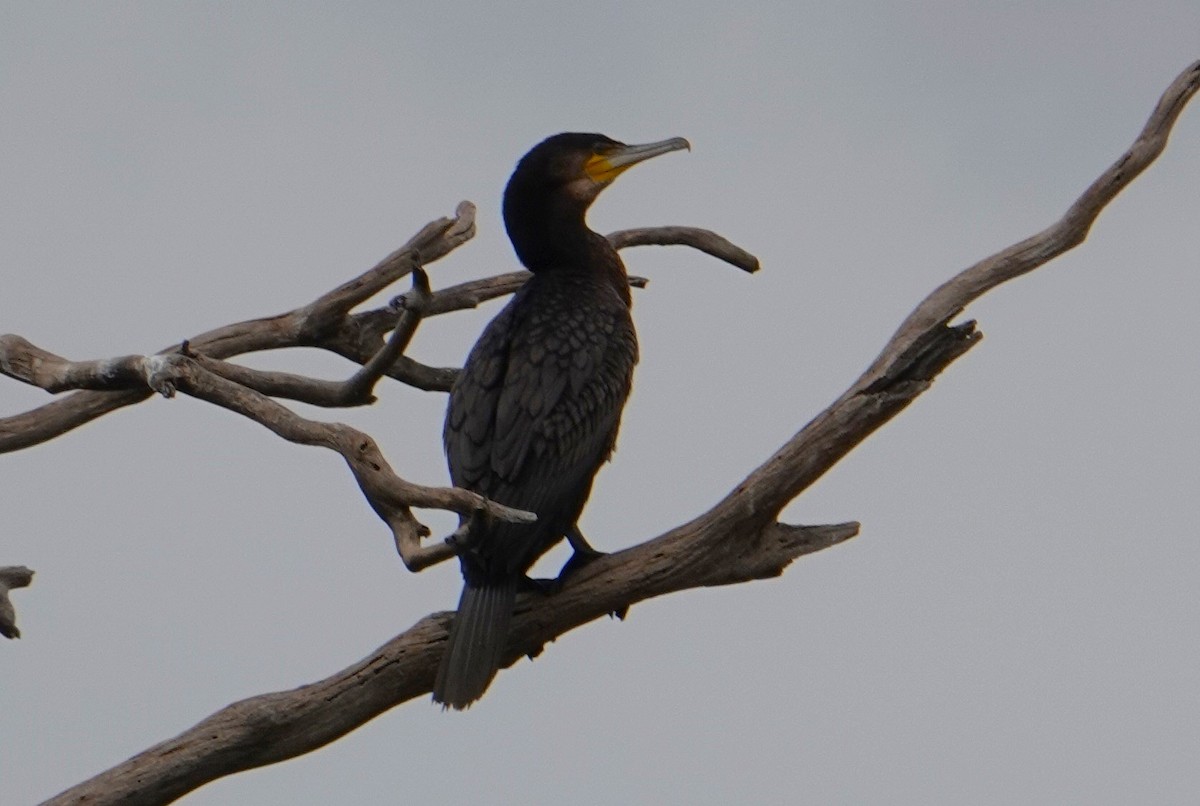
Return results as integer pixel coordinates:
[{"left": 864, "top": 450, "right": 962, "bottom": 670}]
[
  {"left": 505, "top": 195, "right": 594, "bottom": 269},
  {"left": 504, "top": 199, "right": 631, "bottom": 305}
]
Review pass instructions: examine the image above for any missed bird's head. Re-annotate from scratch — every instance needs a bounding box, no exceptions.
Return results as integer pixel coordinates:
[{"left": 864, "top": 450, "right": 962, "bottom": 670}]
[{"left": 503, "top": 132, "right": 690, "bottom": 269}]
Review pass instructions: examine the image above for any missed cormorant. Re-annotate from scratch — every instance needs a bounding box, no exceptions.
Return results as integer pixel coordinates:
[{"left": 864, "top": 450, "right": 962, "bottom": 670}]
[{"left": 433, "top": 133, "right": 690, "bottom": 709}]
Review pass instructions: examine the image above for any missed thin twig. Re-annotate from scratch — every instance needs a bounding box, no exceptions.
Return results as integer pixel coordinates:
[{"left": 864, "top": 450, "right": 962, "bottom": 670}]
[{"left": 608, "top": 225, "right": 761, "bottom": 273}]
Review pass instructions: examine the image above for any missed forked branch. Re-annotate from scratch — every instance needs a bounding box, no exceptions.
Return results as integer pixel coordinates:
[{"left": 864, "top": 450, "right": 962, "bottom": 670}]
[
  {"left": 0, "top": 211, "right": 763, "bottom": 569},
  {"left": 0, "top": 202, "right": 478, "bottom": 453}
]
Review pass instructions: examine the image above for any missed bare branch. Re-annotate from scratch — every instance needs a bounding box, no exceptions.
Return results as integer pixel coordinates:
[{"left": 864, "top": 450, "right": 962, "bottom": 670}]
[
  {"left": 0, "top": 327, "right": 524, "bottom": 572},
  {"left": 185, "top": 268, "right": 435, "bottom": 408},
  {"left": 706, "top": 58, "right": 1200, "bottom": 526},
  {"left": 0, "top": 565, "right": 34, "bottom": 639},
  {"left": 337, "top": 219, "right": 761, "bottom": 332},
  {"left": 297, "top": 201, "right": 475, "bottom": 327},
  {"left": 0, "top": 204, "right": 478, "bottom": 453},
  {"left": 0, "top": 336, "right": 157, "bottom": 394},
  {"left": 0, "top": 208, "right": 761, "bottom": 446},
  {"left": 608, "top": 225, "right": 761, "bottom": 273},
  {"left": 326, "top": 272, "right": 651, "bottom": 391},
  {"left": 404, "top": 222, "right": 762, "bottom": 320},
  {"left": 417, "top": 270, "right": 532, "bottom": 314},
  {"left": 857, "top": 59, "right": 1200, "bottom": 391},
  {"left": 44, "top": 521, "right": 858, "bottom": 806},
  {"left": 148, "top": 353, "right": 533, "bottom": 570}
]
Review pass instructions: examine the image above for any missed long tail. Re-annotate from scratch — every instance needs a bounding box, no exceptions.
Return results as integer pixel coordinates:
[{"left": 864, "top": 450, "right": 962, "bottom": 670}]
[{"left": 433, "top": 579, "right": 519, "bottom": 710}]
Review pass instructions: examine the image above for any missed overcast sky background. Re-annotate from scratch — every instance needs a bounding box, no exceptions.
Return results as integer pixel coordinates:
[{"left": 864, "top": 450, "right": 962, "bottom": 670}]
[{"left": 2, "top": 4, "right": 1198, "bottom": 805}]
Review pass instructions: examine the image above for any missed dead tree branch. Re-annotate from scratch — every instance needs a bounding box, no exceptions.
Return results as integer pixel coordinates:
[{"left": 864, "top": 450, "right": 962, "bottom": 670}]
[
  {"left": 0, "top": 565, "right": 34, "bottom": 639},
  {"left": 608, "top": 225, "right": 761, "bottom": 273},
  {"left": 183, "top": 267, "right": 435, "bottom": 408},
  {"left": 0, "top": 203, "right": 476, "bottom": 453},
  {"left": 22, "top": 60, "right": 1200, "bottom": 806},
  {"left": 0, "top": 211, "right": 762, "bottom": 569},
  {"left": 0, "top": 212, "right": 745, "bottom": 444},
  {"left": 148, "top": 352, "right": 537, "bottom": 571}
]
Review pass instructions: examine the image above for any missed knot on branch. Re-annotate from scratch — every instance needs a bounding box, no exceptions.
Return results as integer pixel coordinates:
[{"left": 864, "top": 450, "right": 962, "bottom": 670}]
[
  {"left": 389, "top": 266, "right": 433, "bottom": 315},
  {"left": 141, "top": 354, "right": 189, "bottom": 397}
]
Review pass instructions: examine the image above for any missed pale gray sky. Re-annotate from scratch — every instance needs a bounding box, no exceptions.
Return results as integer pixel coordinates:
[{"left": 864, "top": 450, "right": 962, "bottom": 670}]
[{"left": 3, "top": 4, "right": 1199, "bottom": 804}]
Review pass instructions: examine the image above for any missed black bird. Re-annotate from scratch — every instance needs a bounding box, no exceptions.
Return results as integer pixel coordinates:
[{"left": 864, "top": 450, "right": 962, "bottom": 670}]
[{"left": 433, "top": 133, "right": 690, "bottom": 709}]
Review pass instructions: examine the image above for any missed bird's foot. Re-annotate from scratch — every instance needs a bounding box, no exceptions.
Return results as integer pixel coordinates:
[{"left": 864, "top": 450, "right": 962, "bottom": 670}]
[
  {"left": 515, "top": 546, "right": 607, "bottom": 599},
  {"left": 519, "top": 575, "right": 559, "bottom": 596},
  {"left": 565, "top": 524, "right": 601, "bottom": 556},
  {"left": 557, "top": 546, "right": 606, "bottom": 582},
  {"left": 558, "top": 524, "right": 606, "bottom": 582}
]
